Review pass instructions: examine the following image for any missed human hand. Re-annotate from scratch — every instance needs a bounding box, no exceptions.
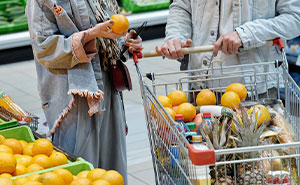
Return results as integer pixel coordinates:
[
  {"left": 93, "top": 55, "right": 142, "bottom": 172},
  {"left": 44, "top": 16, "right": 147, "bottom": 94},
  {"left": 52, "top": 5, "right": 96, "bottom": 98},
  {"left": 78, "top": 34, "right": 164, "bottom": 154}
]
[
  {"left": 125, "top": 30, "right": 143, "bottom": 53},
  {"left": 156, "top": 39, "right": 192, "bottom": 59},
  {"left": 213, "top": 32, "right": 243, "bottom": 57},
  {"left": 92, "top": 20, "right": 127, "bottom": 40}
]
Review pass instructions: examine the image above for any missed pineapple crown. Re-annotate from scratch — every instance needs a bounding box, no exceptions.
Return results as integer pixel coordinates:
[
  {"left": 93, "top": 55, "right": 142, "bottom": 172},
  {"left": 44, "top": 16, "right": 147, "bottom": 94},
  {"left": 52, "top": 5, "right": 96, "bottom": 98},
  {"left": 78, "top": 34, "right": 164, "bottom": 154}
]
[
  {"left": 232, "top": 104, "right": 268, "bottom": 148},
  {"left": 200, "top": 116, "right": 231, "bottom": 150}
]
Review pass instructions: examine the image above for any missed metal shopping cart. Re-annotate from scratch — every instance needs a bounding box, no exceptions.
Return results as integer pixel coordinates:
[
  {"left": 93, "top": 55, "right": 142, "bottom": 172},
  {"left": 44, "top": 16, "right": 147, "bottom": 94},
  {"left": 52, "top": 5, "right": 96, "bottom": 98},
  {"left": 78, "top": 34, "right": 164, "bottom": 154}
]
[{"left": 132, "top": 38, "right": 300, "bottom": 185}]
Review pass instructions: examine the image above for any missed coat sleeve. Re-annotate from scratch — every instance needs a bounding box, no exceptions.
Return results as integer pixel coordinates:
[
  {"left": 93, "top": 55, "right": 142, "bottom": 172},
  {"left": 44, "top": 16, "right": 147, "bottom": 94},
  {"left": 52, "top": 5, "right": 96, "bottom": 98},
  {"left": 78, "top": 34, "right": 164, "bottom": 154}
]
[
  {"left": 25, "top": 0, "right": 97, "bottom": 69},
  {"left": 164, "top": 0, "right": 192, "bottom": 43},
  {"left": 236, "top": 0, "right": 300, "bottom": 50}
]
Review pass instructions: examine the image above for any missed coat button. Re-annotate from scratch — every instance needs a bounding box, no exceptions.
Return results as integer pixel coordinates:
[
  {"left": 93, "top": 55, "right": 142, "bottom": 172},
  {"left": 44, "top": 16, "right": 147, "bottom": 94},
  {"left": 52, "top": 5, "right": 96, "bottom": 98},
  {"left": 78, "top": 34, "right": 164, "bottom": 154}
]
[
  {"left": 210, "top": 31, "right": 215, "bottom": 36},
  {"left": 203, "top": 60, "right": 208, "bottom": 65}
]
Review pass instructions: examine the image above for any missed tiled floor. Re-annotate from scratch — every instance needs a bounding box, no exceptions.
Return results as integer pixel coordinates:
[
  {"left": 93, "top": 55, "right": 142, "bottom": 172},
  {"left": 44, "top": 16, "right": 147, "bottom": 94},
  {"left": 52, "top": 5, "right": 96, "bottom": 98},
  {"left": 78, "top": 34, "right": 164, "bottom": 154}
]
[{"left": 0, "top": 38, "right": 180, "bottom": 185}]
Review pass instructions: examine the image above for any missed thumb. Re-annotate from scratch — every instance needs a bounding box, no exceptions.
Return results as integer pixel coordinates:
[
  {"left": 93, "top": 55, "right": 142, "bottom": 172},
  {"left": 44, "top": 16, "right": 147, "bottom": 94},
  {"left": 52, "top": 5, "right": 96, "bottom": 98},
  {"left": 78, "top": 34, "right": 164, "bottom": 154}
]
[
  {"left": 127, "top": 29, "right": 136, "bottom": 40},
  {"left": 182, "top": 39, "right": 192, "bottom": 48},
  {"left": 103, "top": 20, "right": 114, "bottom": 27}
]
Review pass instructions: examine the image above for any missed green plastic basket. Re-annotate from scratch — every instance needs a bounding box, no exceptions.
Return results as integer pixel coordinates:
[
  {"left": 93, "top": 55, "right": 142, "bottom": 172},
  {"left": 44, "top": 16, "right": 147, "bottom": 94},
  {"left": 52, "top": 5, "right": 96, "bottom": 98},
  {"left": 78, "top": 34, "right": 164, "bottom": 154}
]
[
  {"left": 0, "top": 0, "right": 28, "bottom": 34},
  {"left": 121, "top": 0, "right": 170, "bottom": 13},
  {"left": 0, "top": 125, "right": 35, "bottom": 142},
  {"left": 12, "top": 158, "right": 94, "bottom": 180},
  {"left": 0, "top": 118, "right": 18, "bottom": 130}
]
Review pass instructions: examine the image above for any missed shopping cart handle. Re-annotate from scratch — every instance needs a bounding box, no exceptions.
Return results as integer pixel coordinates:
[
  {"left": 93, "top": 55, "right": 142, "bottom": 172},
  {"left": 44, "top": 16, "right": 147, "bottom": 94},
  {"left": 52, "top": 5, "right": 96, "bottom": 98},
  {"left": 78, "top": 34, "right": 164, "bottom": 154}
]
[
  {"left": 143, "top": 45, "right": 214, "bottom": 58},
  {"left": 188, "top": 144, "right": 216, "bottom": 166}
]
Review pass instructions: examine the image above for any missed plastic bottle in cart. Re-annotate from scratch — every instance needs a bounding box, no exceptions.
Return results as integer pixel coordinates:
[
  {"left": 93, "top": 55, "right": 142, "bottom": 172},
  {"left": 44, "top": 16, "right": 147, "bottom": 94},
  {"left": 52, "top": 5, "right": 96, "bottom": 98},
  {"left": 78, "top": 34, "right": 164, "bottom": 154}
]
[
  {"left": 202, "top": 112, "right": 212, "bottom": 129},
  {"left": 191, "top": 135, "right": 211, "bottom": 185},
  {"left": 175, "top": 114, "right": 190, "bottom": 134}
]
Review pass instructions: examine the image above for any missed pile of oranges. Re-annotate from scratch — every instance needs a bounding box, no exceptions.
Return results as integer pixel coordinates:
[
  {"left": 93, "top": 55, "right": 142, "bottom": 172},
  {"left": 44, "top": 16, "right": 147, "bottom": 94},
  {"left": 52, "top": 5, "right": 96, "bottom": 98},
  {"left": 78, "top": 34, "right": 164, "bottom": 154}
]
[
  {"left": 0, "top": 167, "right": 124, "bottom": 185},
  {"left": 155, "top": 83, "right": 249, "bottom": 123},
  {"left": 0, "top": 135, "right": 68, "bottom": 178}
]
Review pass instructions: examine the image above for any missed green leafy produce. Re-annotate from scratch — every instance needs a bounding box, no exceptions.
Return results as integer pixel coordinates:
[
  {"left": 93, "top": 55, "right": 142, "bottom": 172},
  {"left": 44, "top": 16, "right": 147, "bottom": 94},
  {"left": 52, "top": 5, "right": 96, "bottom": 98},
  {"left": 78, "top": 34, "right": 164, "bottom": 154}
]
[{"left": 0, "top": 1, "right": 26, "bottom": 26}]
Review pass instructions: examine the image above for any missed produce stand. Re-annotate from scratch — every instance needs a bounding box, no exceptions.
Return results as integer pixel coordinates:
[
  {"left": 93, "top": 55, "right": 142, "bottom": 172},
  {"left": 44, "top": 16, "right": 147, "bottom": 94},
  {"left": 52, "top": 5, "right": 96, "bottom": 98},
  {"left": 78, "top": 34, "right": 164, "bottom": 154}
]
[{"left": 132, "top": 39, "right": 300, "bottom": 184}]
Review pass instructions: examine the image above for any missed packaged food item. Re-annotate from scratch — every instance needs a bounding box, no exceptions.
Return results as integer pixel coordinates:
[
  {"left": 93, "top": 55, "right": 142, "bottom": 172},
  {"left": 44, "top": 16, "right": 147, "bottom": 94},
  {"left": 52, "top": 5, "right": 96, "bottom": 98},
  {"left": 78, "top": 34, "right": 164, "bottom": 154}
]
[
  {"left": 267, "top": 171, "right": 292, "bottom": 185},
  {"left": 0, "top": 90, "right": 29, "bottom": 122},
  {"left": 268, "top": 108, "right": 295, "bottom": 153},
  {"left": 262, "top": 150, "right": 282, "bottom": 173}
]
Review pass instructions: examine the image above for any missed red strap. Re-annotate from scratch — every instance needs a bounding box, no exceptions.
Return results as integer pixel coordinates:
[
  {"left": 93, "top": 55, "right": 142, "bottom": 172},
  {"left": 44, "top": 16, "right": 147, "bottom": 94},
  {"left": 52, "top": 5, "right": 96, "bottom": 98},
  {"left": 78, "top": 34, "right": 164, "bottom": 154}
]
[
  {"left": 273, "top": 38, "right": 284, "bottom": 51},
  {"left": 188, "top": 144, "right": 215, "bottom": 166}
]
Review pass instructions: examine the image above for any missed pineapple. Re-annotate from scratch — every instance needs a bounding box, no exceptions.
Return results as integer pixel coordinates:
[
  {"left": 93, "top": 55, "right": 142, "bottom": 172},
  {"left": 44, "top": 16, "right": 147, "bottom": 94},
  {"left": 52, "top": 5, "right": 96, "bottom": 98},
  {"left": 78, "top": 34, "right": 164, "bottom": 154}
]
[
  {"left": 200, "top": 116, "right": 235, "bottom": 185},
  {"left": 232, "top": 105, "right": 269, "bottom": 185}
]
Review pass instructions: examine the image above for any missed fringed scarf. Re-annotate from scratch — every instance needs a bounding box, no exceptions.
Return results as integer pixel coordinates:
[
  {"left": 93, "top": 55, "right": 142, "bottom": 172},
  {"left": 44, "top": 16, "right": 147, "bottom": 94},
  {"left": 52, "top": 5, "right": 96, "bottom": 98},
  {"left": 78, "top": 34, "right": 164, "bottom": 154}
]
[{"left": 87, "top": 0, "right": 121, "bottom": 71}]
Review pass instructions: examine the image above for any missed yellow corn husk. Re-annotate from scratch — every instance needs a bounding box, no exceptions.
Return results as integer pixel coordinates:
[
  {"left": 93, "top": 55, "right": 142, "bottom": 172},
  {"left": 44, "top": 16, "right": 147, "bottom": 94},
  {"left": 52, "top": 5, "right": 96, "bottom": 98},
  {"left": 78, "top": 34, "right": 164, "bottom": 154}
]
[{"left": 0, "top": 91, "right": 27, "bottom": 120}]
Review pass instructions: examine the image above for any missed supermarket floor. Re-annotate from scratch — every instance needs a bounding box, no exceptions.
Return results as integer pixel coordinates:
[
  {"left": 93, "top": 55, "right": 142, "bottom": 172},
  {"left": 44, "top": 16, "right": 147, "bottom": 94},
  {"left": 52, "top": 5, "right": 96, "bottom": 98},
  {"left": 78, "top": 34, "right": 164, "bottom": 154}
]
[{"left": 0, "top": 38, "right": 180, "bottom": 185}]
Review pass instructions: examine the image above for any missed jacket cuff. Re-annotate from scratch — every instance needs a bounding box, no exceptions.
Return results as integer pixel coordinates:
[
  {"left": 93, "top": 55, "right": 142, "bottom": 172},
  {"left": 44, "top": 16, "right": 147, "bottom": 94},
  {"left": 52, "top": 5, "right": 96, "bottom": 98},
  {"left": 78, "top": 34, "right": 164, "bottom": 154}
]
[
  {"left": 71, "top": 31, "right": 97, "bottom": 67},
  {"left": 235, "top": 26, "right": 256, "bottom": 50}
]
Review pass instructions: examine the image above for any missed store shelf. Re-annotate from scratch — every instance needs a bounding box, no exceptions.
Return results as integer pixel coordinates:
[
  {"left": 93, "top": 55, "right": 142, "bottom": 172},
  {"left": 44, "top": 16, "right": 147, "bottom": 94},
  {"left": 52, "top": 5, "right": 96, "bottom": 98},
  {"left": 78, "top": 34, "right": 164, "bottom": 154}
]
[{"left": 0, "top": 9, "right": 169, "bottom": 50}]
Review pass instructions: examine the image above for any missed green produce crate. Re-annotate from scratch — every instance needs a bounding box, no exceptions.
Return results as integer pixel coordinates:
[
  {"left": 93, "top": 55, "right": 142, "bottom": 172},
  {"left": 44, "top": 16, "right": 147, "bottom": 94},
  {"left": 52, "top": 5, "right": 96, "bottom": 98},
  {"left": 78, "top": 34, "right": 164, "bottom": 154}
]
[
  {"left": 0, "top": 126, "right": 94, "bottom": 179},
  {"left": 121, "top": 0, "right": 170, "bottom": 13},
  {"left": 0, "top": 118, "right": 18, "bottom": 130},
  {"left": 12, "top": 158, "right": 94, "bottom": 180},
  {"left": 0, "top": 125, "right": 34, "bottom": 142},
  {"left": 0, "top": 0, "right": 28, "bottom": 34}
]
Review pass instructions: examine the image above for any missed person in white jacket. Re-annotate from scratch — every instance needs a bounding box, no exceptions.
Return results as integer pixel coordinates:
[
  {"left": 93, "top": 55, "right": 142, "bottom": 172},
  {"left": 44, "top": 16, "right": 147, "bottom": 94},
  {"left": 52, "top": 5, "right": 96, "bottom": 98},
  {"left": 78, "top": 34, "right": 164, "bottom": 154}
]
[{"left": 156, "top": 0, "right": 300, "bottom": 96}]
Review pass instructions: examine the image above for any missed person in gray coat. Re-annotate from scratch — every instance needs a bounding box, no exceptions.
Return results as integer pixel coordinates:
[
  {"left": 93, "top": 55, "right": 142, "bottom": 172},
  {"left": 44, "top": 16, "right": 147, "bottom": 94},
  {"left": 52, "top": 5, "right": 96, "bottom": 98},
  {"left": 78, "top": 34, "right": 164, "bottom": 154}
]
[
  {"left": 26, "top": 0, "right": 142, "bottom": 184},
  {"left": 157, "top": 0, "right": 300, "bottom": 95}
]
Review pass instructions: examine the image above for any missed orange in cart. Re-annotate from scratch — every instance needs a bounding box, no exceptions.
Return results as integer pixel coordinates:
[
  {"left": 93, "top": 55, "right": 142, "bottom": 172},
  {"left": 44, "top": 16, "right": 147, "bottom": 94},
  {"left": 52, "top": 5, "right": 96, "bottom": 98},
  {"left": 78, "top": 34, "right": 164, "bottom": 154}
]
[
  {"left": 14, "top": 177, "right": 28, "bottom": 185},
  {"left": 71, "top": 177, "right": 91, "bottom": 185},
  {"left": 3, "top": 139, "right": 23, "bottom": 154},
  {"left": 13, "top": 164, "right": 27, "bottom": 176},
  {"left": 0, "top": 152, "right": 16, "bottom": 174},
  {"left": 0, "top": 135, "right": 5, "bottom": 144},
  {"left": 157, "top": 96, "right": 172, "bottom": 108},
  {"left": 225, "top": 83, "right": 248, "bottom": 101},
  {"left": 31, "top": 154, "right": 51, "bottom": 169},
  {"left": 54, "top": 168, "right": 74, "bottom": 185},
  {"left": 101, "top": 170, "right": 124, "bottom": 185},
  {"left": 168, "top": 90, "right": 187, "bottom": 106},
  {"left": 23, "top": 143, "right": 34, "bottom": 156},
  {"left": 16, "top": 155, "right": 32, "bottom": 167},
  {"left": 0, "top": 145, "right": 13, "bottom": 154},
  {"left": 176, "top": 103, "right": 196, "bottom": 122},
  {"left": 32, "top": 138, "right": 53, "bottom": 157},
  {"left": 38, "top": 172, "right": 64, "bottom": 185},
  {"left": 221, "top": 91, "right": 240, "bottom": 110},
  {"left": 49, "top": 152, "right": 68, "bottom": 167},
  {"left": 196, "top": 89, "right": 216, "bottom": 106},
  {"left": 0, "top": 177, "right": 14, "bottom": 185},
  {"left": 26, "top": 164, "right": 44, "bottom": 173},
  {"left": 164, "top": 107, "right": 176, "bottom": 120},
  {"left": 87, "top": 168, "right": 107, "bottom": 182}
]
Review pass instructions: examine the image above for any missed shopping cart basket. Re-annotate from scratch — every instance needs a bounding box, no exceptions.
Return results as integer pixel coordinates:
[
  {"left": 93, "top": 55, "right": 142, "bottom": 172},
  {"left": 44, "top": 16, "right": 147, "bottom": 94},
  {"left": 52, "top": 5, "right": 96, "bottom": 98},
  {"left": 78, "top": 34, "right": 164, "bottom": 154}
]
[{"left": 132, "top": 38, "right": 300, "bottom": 185}]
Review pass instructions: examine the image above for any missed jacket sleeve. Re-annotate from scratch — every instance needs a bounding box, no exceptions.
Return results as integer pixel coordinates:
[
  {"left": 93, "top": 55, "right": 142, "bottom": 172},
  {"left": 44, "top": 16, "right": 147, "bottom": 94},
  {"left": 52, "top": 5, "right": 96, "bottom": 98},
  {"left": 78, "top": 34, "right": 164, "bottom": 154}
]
[
  {"left": 26, "top": 0, "right": 97, "bottom": 69},
  {"left": 165, "top": 0, "right": 192, "bottom": 43},
  {"left": 236, "top": 0, "right": 300, "bottom": 50}
]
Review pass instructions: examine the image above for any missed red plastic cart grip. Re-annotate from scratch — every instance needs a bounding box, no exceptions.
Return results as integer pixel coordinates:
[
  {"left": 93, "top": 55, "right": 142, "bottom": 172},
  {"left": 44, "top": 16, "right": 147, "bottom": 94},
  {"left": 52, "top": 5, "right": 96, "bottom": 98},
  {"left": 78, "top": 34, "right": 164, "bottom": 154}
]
[
  {"left": 273, "top": 38, "right": 284, "bottom": 51},
  {"left": 188, "top": 144, "right": 216, "bottom": 166},
  {"left": 133, "top": 52, "right": 142, "bottom": 64}
]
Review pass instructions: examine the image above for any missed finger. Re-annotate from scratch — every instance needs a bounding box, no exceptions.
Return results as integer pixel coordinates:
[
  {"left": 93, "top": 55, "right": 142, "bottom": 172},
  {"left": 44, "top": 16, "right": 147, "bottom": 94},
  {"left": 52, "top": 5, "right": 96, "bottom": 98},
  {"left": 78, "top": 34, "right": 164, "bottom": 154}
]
[
  {"left": 128, "top": 29, "right": 136, "bottom": 38},
  {"left": 183, "top": 39, "right": 193, "bottom": 47},
  {"left": 213, "top": 36, "right": 223, "bottom": 57},
  {"left": 126, "top": 42, "right": 142, "bottom": 48},
  {"left": 168, "top": 41, "right": 179, "bottom": 59},
  {"left": 222, "top": 36, "right": 229, "bottom": 55},
  {"left": 102, "top": 20, "right": 114, "bottom": 27},
  {"left": 233, "top": 42, "right": 240, "bottom": 54},
  {"left": 161, "top": 44, "right": 172, "bottom": 58},
  {"left": 228, "top": 41, "right": 234, "bottom": 54},
  {"left": 156, "top": 46, "right": 163, "bottom": 55},
  {"left": 174, "top": 39, "right": 184, "bottom": 59}
]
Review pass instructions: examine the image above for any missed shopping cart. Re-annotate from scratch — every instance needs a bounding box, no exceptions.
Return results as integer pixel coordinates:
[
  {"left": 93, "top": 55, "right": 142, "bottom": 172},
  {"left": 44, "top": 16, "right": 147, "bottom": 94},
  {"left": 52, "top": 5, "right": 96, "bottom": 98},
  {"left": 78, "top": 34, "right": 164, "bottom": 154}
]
[{"left": 132, "top": 38, "right": 300, "bottom": 185}]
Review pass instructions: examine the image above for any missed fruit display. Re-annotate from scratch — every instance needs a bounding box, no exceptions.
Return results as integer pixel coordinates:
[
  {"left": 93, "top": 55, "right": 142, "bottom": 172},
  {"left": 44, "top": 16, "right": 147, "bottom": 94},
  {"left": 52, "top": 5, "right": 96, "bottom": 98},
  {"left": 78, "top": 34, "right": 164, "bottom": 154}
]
[
  {"left": 0, "top": 135, "right": 68, "bottom": 178},
  {"left": 9, "top": 168, "right": 124, "bottom": 185},
  {"left": 152, "top": 82, "right": 298, "bottom": 185}
]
